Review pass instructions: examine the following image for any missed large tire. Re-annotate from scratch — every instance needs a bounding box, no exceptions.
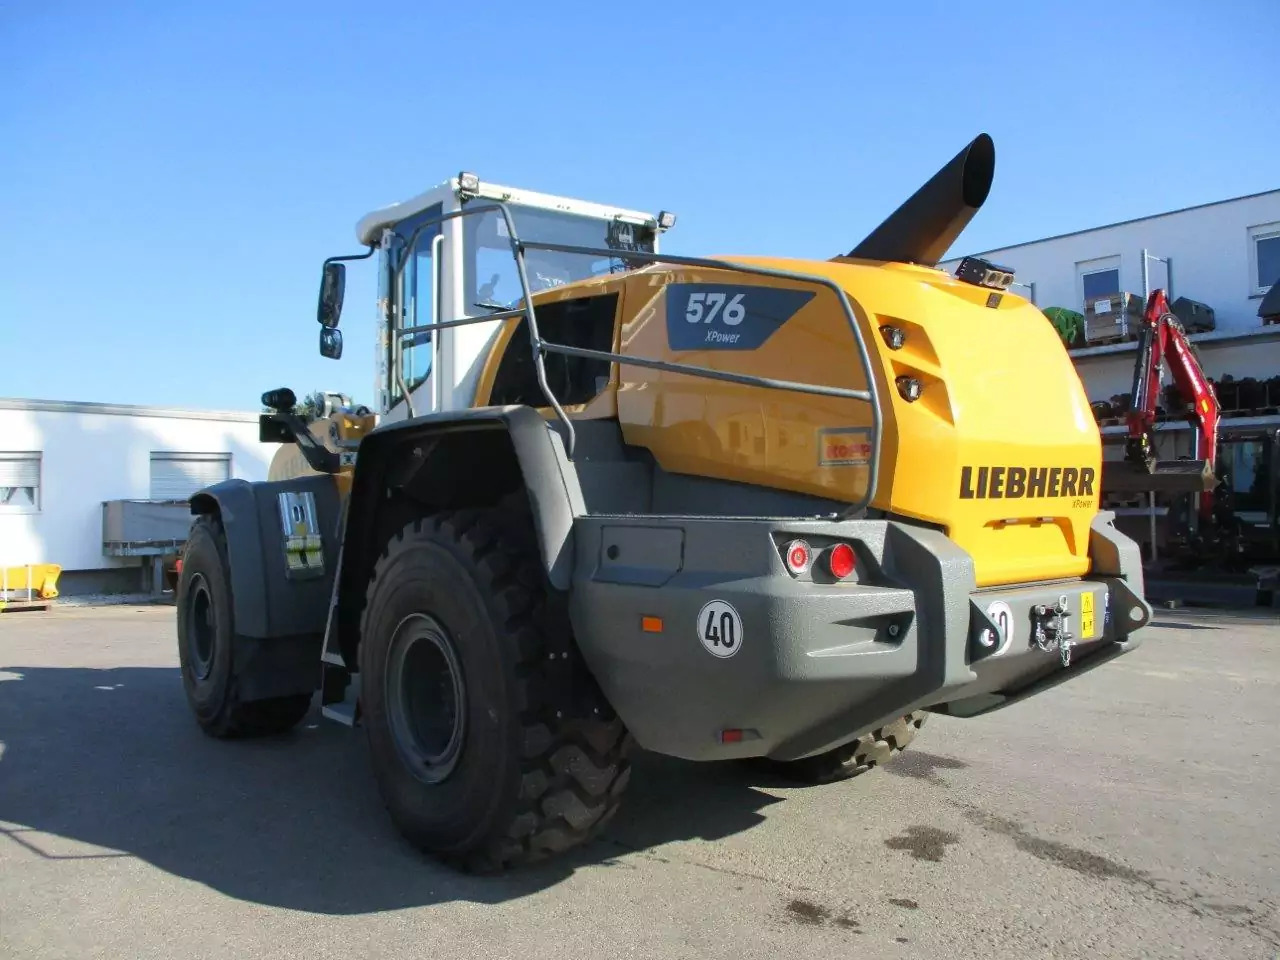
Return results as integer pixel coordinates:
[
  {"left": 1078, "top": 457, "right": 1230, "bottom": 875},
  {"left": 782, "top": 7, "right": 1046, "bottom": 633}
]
[
  {"left": 358, "top": 506, "right": 632, "bottom": 873},
  {"left": 175, "top": 514, "right": 313, "bottom": 738},
  {"left": 765, "top": 712, "right": 927, "bottom": 784}
]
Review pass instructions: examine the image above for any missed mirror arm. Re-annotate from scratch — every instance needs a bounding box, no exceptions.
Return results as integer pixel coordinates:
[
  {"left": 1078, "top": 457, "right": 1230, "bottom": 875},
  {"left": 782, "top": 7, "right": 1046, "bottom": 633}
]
[{"left": 322, "top": 245, "right": 377, "bottom": 270}]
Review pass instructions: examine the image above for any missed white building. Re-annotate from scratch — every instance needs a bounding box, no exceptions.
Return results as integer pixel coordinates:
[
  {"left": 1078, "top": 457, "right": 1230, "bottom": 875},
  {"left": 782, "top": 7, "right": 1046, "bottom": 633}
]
[
  {"left": 0, "top": 398, "right": 274, "bottom": 596},
  {"left": 942, "top": 189, "right": 1280, "bottom": 558}
]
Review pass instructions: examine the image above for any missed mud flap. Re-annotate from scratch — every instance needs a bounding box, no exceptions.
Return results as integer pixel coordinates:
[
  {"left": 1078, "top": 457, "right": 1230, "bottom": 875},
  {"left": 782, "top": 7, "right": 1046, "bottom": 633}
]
[{"left": 189, "top": 474, "right": 340, "bottom": 701}]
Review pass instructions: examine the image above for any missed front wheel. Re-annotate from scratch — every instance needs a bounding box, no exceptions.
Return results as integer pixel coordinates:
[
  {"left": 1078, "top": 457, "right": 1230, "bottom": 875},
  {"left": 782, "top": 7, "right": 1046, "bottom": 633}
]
[
  {"left": 358, "top": 507, "right": 632, "bottom": 872},
  {"left": 175, "top": 514, "right": 312, "bottom": 737}
]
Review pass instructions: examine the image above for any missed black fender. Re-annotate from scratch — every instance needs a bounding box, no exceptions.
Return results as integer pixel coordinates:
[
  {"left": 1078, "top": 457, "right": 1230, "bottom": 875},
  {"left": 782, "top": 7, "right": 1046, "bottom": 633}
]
[
  {"left": 329, "top": 405, "right": 584, "bottom": 670},
  {"left": 188, "top": 473, "right": 342, "bottom": 699}
]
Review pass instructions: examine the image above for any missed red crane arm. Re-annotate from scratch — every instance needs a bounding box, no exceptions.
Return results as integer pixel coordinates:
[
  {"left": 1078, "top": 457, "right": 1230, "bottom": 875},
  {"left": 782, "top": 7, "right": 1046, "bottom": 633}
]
[
  {"left": 1125, "top": 294, "right": 1167, "bottom": 439},
  {"left": 1124, "top": 289, "right": 1221, "bottom": 519},
  {"left": 1163, "top": 318, "right": 1220, "bottom": 465}
]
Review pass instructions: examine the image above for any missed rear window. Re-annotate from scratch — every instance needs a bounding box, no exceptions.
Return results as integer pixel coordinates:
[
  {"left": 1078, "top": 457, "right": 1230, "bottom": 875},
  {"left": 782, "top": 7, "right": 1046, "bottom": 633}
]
[{"left": 489, "top": 294, "right": 618, "bottom": 407}]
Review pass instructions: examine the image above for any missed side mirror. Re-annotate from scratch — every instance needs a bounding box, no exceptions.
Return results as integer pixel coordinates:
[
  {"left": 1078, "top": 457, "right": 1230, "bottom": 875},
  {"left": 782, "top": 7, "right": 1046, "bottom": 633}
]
[
  {"left": 320, "top": 326, "right": 343, "bottom": 360},
  {"left": 318, "top": 262, "right": 346, "bottom": 328}
]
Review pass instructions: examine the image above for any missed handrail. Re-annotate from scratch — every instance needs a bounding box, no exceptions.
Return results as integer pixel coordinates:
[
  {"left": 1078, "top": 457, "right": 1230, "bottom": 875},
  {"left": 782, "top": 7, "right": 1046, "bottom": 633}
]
[{"left": 380, "top": 201, "right": 883, "bottom": 517}]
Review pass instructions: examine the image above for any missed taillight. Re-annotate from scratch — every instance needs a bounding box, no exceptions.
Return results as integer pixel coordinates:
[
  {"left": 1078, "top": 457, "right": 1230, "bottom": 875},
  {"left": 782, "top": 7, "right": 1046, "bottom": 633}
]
[
  {"left": 783, "top": 539, "right": 811, "bottom": 575},
  {"left": 827, "top": 542, "right": 856, "bottom": 580}
]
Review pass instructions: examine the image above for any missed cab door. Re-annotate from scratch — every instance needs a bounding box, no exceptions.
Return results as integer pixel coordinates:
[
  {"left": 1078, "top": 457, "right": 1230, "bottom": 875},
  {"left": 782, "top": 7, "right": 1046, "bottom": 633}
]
[{"left": 382, "top": 202, "right": 446, "bottom": 422}]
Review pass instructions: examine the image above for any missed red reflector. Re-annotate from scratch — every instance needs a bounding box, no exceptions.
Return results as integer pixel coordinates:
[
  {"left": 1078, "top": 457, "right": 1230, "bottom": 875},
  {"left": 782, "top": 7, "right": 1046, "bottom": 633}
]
[
  {"left": 720, "top": 729, "right": 744, "bottom": 744},
  {"left": 828, "top": 543, "right": 856, "bottom": 579},
  {"left": 174, "top": 559, "right": 183, "bottom": 573},
  {"left": 784, "top": 539, "right": 811, "bottom": 575}
]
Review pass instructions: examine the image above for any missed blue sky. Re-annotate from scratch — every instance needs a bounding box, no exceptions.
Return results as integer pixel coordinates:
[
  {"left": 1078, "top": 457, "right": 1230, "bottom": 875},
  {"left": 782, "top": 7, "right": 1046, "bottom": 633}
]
[{"left": 2, "top": 0, "right": 1276, "bottom": 411}]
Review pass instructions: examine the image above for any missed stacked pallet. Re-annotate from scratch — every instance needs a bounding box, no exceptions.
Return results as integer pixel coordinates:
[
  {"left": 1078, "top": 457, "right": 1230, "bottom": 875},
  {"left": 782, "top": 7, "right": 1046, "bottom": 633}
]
[{"left": 1047, "top": 295, "right": 1217, "bottom": 350}]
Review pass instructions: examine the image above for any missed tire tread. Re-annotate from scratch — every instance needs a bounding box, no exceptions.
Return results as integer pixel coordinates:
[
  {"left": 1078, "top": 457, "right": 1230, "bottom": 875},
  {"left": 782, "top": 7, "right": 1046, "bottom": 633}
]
[
  {"left": 768, "top": 712, "right": 928, "bottom": 785},
  {"left": 358, "top": 500, "right": 632, "bottom": 872}
]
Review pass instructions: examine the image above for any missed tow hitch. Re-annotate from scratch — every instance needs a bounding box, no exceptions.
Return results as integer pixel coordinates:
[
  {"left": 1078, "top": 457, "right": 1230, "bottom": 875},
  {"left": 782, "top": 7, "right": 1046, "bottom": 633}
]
[{"left": 1032, "top": 595, "right": 1075, "bottom": 667}]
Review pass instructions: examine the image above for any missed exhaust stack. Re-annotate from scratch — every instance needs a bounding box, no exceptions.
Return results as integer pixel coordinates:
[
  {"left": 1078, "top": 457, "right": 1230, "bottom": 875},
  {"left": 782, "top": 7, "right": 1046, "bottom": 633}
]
[{"left": 839, "top": 133, "right": 995, "bottom": 267}]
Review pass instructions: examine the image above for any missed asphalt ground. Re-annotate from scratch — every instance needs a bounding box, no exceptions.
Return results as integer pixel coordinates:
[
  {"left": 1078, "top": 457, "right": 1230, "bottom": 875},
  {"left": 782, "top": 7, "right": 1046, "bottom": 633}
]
[{"left": 1, "top": 604, "right": 1277, "bottom": 959}]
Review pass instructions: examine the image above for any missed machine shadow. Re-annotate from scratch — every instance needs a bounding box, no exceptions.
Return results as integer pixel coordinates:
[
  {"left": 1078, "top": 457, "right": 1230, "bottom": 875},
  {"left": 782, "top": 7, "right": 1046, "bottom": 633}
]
[{"left": 0, "top": 665, "right": 784, "bottom": 915}]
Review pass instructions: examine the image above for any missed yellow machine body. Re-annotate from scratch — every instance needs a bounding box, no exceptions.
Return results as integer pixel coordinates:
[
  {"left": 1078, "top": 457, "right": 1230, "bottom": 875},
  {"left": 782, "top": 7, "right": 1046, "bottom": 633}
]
[
  {"left": 0, "top": 563, "right": 61, "bottom": 604},
  {"left": 473, "top": 257, "right": 1100, "bottom": 588},
  {"left": 175, "top": 136, "right": 1154, "bottom": 874}
]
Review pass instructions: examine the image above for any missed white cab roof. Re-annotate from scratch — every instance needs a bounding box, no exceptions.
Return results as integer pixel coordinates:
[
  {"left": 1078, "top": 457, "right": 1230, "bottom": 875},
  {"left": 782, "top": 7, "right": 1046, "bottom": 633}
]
[{"left": 355, "top": 175, "right": 661, "bottom": 246}]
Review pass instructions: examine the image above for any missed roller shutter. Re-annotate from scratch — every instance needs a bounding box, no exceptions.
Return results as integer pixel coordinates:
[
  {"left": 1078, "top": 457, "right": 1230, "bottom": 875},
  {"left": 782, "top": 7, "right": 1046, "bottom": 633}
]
[
  {"left": 0, "top": 453, "right": 40, "bottom": 487},
  {"left": 0, "top": 453, "right": 40, "bottom": 507},
  {"left": 149, "top": 453, "right": 230, "bottom": 500}
]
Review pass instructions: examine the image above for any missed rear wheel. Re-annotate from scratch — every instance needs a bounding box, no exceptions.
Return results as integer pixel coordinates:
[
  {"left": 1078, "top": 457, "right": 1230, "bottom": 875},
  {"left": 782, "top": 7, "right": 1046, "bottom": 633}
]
[
  {"left": 176, "top": 514, "right": 313, "bottom": 737},
  {"left": 766, "top": 712, "right": 927, "bottom": 784},
  {"left": 358, "top": 505, "right": 632, "bottom": 872}
]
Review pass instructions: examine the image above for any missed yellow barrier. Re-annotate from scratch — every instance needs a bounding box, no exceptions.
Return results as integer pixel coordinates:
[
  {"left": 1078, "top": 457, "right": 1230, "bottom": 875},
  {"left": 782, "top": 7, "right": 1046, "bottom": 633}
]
[{"left": 0, "top": 564, "right": 62, "bottom": 607}]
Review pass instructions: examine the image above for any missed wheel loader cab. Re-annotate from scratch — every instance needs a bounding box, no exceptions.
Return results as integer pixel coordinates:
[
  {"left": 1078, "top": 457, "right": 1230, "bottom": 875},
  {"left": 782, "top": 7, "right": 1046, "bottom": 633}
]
[
  {"left": 175, "top": 137, "right": 1155, "bottom": 877},
  {"left": 344, "top": 176, "right": 667, "bottom": 424}
]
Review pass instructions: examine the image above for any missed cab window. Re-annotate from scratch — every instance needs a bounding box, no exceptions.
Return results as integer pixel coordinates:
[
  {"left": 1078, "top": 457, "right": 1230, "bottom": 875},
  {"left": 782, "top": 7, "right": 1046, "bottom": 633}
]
[
  {"left": 388, "top": 203, "right": 442, "bottom": 406},
  {"left": 461, "top": 201, "right": 653, "bottom": 311}
]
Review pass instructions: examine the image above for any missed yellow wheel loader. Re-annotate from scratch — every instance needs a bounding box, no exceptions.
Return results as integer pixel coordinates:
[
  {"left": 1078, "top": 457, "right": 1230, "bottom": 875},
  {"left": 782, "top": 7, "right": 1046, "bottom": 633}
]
[{"left": 174, "top": 134, "right": 1152, "bottom": 872}]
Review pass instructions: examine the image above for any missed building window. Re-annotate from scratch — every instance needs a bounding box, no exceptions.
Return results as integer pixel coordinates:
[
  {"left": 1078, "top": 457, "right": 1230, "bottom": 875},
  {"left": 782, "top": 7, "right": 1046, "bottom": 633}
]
[
  {"left": 1082, "top": 269, "right": 1120, "bottom": 300},
  {"left": 0, "top": 452, "right": 41, "bottom": 512},
  {"left": 149, "top": 452, "right": 231, "bottom": 501},
  {"left": 1249, "top": 222, "right": 1280, "bottom": 296},
  {"left": 1076, "top": 255, "right": 1121, "bottom": 308}
]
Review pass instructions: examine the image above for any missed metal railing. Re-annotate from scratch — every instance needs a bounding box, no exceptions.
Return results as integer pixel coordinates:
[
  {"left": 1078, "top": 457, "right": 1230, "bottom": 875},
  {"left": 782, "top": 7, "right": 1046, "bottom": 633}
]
[{"left": 384, "top": 201, "right": 884, "bottom": 517}]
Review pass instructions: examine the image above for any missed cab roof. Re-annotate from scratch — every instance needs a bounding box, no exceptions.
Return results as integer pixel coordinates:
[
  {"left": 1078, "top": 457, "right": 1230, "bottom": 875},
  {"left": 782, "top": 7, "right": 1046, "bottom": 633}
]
[{"left": 354, "top": 175, "right": 662, "bottom": 247}]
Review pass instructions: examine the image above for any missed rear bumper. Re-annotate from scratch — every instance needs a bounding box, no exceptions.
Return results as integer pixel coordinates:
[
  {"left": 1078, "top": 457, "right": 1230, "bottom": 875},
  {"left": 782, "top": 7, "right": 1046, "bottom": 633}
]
[{"left": 568, "top": 510, "right": 1151, "bottom": 762}]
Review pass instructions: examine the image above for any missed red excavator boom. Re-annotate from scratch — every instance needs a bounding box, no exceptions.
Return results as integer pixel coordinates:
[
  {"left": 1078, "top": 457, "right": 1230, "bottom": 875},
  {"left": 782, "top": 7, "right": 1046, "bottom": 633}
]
[{"left": 1102, "top": 289, "right": 1220, "bottom": 514}]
